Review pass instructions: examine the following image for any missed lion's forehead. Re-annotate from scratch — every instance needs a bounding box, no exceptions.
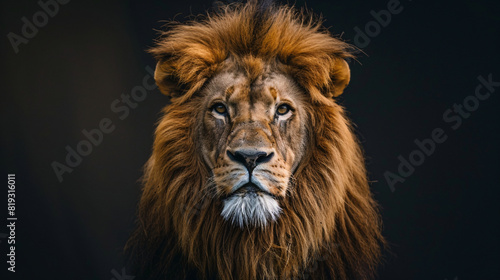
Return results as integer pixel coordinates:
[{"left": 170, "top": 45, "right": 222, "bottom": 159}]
[{"left": 206, "top": 69, "right": 303, "bottom": 110}]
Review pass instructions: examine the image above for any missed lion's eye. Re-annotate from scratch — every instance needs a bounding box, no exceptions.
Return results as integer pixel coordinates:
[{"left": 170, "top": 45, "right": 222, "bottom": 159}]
[
  {"left": 212, "top": 103, "right": 228, "bottom": 115},
  {"left": 276, "top": 104, "right": 291, "bottom": 116}
]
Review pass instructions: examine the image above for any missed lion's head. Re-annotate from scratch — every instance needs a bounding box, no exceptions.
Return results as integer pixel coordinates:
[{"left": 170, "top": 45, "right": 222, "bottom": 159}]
[{"left": 127, "top": 2, "right": 384, "bottom": 280}]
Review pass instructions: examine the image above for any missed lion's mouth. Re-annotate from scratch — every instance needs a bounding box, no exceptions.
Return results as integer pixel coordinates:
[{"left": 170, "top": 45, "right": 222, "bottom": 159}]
[{"left": 228, "top": 183, "right": 276, "bottom": 199}]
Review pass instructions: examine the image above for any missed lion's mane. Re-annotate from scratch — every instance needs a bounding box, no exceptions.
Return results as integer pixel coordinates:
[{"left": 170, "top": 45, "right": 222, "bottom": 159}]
[{"left": 127, "top": 2, "right": 384, "bottom": 280}]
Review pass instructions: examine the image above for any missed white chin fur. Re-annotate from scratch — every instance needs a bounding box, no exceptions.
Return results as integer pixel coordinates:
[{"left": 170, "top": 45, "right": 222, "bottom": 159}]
[{"left": 221, "top": 193, "right": 281, "bottom": 228}]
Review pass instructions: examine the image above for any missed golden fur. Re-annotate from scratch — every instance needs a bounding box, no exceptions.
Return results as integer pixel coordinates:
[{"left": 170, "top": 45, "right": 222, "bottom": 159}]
[{"left": 127, "top": 2, "right": 384, "bottom": 279}]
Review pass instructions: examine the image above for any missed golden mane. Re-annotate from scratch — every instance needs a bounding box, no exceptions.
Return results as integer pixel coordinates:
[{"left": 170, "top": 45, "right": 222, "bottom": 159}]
[
  {"left": 150, "top": 1, "right": 353, "bottom": 103},
  {"left": 127, "top": 2, "right": 384, "bottom": 279}
]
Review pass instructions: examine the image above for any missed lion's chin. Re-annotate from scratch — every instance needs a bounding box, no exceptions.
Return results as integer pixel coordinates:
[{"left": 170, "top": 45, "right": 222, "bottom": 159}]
[{"left": 221, "top": 186, "right": 281, "bottom": 228}]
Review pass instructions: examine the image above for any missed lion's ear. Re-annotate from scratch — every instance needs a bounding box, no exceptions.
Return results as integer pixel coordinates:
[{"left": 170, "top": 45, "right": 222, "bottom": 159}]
[
  {"left": 154, "top": 61, "right": 185, "bottom": 98},
  {"left": 330, "top": 59, "right": 351, "bottom": 97}
]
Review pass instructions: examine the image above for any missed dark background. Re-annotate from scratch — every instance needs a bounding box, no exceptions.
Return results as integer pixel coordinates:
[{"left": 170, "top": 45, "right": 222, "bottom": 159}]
[{"left": 1, "top": 0, "right": 499, "bottom": 279}]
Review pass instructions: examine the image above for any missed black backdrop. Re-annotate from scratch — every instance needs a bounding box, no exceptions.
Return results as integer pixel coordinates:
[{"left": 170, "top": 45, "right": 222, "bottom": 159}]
[{"left": 1, "top": 0, "right": 499, "bottom": 279}]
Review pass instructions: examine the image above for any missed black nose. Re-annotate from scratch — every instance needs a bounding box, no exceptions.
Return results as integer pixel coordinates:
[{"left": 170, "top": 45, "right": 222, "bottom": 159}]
[{"left": 227, "top": 150, "right": 274, "bottom": 172}]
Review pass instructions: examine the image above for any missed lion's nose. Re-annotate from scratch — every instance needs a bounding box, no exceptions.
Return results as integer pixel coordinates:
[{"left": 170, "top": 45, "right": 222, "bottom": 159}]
[{"left": 227, "top": 149, "right": 274, "bottom": 172}]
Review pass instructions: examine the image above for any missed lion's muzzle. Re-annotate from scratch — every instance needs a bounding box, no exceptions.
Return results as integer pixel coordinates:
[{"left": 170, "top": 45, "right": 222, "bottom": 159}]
[{"left": 221, "top": 148, "right": 282, "bottom": 228}]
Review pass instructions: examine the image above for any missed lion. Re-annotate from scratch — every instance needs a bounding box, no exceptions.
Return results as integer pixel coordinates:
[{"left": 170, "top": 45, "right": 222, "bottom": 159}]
[{"left": 127, "top": 1, "right": 384, "bottom": 279}]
